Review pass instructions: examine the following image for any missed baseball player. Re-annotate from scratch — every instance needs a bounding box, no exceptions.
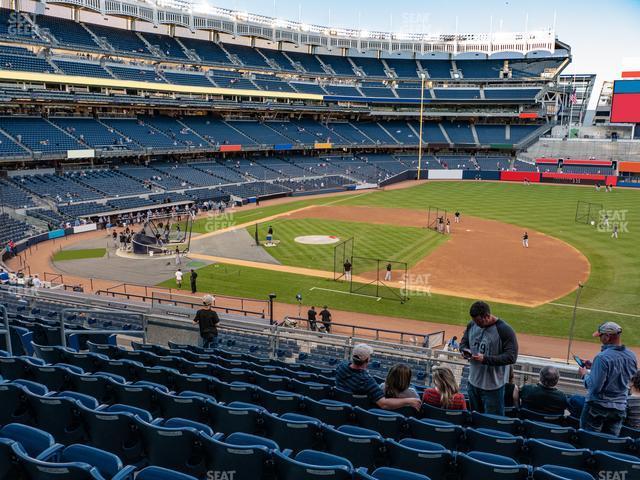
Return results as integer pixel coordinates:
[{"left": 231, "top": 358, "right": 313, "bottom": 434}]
[
  {"left": 343, "top": 258, "right": 352, "bottom": 281},
  {"left": 175, "top": 268, "right": 183, "bottom": 288},
  {"left": 612, "top": 224, "right": 619, "bottom": 239},
  {"left": 603, "top": 214, "right": 609, "bottom": 228},
  {"left": 446, "top": 219, "right": 451, "bottom": 234},
  {"left": 522, "top": 232, "right": 529, "bottom": 248},
  {"left": 384, "top": 263, "right": 392, "bottom": 281},
  {"left": 454, "top": 210, "right": 461, "bottom": 223}
]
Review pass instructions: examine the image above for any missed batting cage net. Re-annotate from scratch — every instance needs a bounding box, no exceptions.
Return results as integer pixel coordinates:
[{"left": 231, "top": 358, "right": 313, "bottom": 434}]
[
  {"left": 333, "top": 237, "right": 354, "bottom": 281},
  {"left": 575, "top": 201, "right": 603, "bottom": 225},
  {"left": 427, "top": 206, "right": 448, "bottom": 234},
  {"left": 350, "top": 256, "right": 408, "bottom": 302}
]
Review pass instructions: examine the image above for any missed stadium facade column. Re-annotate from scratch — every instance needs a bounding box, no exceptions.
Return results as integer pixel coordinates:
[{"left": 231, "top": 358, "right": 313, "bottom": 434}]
[{"left": 417, "top": 73, "right": 426, "bottom": 180}]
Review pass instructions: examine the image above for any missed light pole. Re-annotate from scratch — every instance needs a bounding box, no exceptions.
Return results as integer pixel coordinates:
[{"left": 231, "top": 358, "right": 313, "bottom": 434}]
[{"left": 417, "top": 72, "right": 426, "bottom": 180}]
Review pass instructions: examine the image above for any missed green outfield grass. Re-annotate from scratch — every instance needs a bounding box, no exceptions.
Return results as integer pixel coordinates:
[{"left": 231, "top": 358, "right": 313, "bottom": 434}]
[
  {"left": 248, "top": 218, "right": 446, "bottom": 270},
  {"left": 53, "top": 248, "right": 106, "bottom": 261},
  {"left": 160, "top": 182, "right": 640, "bottom": 345}
]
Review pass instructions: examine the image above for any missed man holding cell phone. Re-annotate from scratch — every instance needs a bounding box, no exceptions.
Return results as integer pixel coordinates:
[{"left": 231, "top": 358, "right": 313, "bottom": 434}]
[
  {"left": 578, "top": 321, "right": 637, "bottom": 435},
  {"left": 460, "top": 301, "right": 519, "bottom": 415}
]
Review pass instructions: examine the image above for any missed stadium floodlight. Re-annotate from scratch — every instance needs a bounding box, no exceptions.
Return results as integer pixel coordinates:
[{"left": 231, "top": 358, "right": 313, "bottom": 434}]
[
  {"left": 236, "top": 11, "right": 249, "bottom": 21},
  {"left": 273, "top": 18, "right": 287, "bottom": 29},
  {"left": 359, "top": 30, "right": 371, "bottom": 38},
  {"left": 300, "top": 23, "right": 311, "bottom": 32}
]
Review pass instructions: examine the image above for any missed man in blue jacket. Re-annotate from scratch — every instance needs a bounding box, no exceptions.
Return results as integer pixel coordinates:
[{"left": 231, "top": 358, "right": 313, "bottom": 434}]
[{"left": 579, "top": 321, "right": 637, "bottom": 435}]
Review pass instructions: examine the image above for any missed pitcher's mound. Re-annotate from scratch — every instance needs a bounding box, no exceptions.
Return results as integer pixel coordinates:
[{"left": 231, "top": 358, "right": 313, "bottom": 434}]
[{"left": 295, "top": 235, "right": 340, "bottom": 245}]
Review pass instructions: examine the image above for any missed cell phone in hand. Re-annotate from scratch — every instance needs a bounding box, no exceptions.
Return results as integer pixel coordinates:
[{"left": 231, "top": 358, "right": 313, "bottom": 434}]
[
  {"left": 462, "top": 348, "right": 473, "bottom": 359},
  {"left": 573, "top": 354, "right": 585, "bottom": 368}
]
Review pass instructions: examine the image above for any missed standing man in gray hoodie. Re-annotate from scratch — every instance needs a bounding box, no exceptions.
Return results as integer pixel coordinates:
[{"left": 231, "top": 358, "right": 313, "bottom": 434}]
[{"left": 460, "top": 300, "right": 519, "bottom": 415}]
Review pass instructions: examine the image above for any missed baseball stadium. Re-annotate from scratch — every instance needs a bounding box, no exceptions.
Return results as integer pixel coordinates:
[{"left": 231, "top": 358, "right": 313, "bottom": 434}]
[{"left": 0, "top": 0, "right": 640, "bottom": 478}]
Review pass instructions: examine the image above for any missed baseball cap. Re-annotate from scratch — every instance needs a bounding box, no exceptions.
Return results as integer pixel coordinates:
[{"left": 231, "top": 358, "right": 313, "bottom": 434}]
[
  {"left": 352, "top": 343, "right": 373, "bottom": 363},
  {"left": 593, "top": 321, "right": 622, "bottom": 337},
  {"left": 202, "top": 294, "right": 215, "bottom": 306}
]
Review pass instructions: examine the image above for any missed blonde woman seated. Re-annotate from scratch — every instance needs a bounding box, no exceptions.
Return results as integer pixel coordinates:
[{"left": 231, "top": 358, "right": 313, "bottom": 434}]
[
  {"left": 422, "top": 366, "right": 467, "bottom": 410},
  {"left": 380, "top": 364, "right": 420, "bottom": 399}
]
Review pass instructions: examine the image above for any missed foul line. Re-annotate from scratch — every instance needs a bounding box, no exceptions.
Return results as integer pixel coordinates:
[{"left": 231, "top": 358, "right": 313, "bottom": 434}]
[
  {"left": 310, "top": 286, "right": 382, "bottom": 301},
  {"left": 548, "top": 302, "right": 640, "bottom": 318}
]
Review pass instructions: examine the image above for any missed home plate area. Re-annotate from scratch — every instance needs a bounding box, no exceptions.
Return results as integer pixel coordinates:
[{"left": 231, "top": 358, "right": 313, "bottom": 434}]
[{"left": 294, "top": 235, "right": 341, "bottom": 245}]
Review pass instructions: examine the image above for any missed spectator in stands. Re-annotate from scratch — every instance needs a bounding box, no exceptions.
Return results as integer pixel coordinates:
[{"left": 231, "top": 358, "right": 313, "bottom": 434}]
[
  {"left": 31, "top": 274, "right": 42, "bottom": 289},
  {"left": 579, "top": 321, "right": 637, "bottom": 435},
  {"left": 504, "top": 365, "right": 519, "bottom": 409},
  {"left": 307, "top": 306, "right": 317, "bottom": 331},
  {"left": 193, "top": 294, "right": 219, "bottom": 349},
  {"left": 460, "top": 301, "right": 519, "bottom": 415},
  {"left": 335, "top": 344, "right": 421, "bottom": 411},
  {"left": 380, "top": 364, "right": 419, "bottom": 399},
  {"left": 0, "top": 268, "right": 9, "bottom": 284},
  {"left": 625, "top": 371, "right": 640, "bottom": 429},
  {"left": 422, "top": 366, "right": 467, "bottom": 410},
  {"left": 446, "top": 336, "right": 459, "bottom": 352},
  {"left": 519, "top": 366, "right": 567, "bottom": 415},
  {"left": 320, "top": 306, "right": 332, "bottom": 333}
]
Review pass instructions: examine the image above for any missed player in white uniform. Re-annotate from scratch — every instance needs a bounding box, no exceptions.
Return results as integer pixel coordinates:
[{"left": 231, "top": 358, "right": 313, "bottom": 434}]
[{"left": 522, "top": 232, "right": 529, "bottom": 248}]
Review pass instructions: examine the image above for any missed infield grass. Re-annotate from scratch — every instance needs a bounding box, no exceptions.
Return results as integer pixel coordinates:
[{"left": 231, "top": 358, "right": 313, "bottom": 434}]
[{"left": 160, "top": 181, "right": 640, "bottom": 346}]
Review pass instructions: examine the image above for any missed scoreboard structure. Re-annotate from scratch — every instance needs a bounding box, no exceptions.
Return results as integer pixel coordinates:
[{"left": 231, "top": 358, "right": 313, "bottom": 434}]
[{"left": 610, "top": 79, "right": 640, "bottom": 123}]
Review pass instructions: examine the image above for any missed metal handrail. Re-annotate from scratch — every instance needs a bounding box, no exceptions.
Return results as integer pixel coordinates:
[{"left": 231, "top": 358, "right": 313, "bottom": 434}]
[
  {"left": 0, "top": 305, "right": 11, "bottom": 355},
  {"left": 94, "top": 290, "right": 266, "bottom": 318},
  {"left": 59, "top": 307, "right": 146, "bottom": 348},
  {"left": 283, "top": 316, "right": 445, "bottom": 347}
]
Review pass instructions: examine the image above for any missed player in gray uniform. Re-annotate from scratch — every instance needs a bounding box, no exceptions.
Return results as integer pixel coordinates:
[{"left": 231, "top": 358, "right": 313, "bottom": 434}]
[{"left": 460, "top": 301, "right": 519, "bottom": 415}]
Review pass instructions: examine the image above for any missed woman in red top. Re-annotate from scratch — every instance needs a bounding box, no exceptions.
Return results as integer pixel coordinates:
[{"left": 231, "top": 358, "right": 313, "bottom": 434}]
[{"left": 422, "top": 366, "right": 467, "bottom": 410}]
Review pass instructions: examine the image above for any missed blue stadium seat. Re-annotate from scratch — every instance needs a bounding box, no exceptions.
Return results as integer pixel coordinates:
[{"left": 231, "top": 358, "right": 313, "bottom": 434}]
[
  {"left": 263, "top": 411, "right": 323, "bottom": 452},
  {"left": 156, "top": 390, "right": 215, "bottom": 425},
  {"left": 466, "top": 427, "right": 524, "bottom": 457},
  {"left": 407, "top": 418, "right": 464, "bottom": 450},
  {"left": 522, "top": 420, "right": 574, "bottom": 443},
  {"left": 592, "top": 450, "right": 640, "bottom": 476},
  {"left": 16, "top": 447, "right": 107, "bottom": 480},
  {"left": 457, "top": 451, "right": 530, "bottom": 480},
  {"left": 472, "top": 411, "right": 522, "bottom": 434},
  {"left": 0, "top": 423, "right": 62, "bottom": 459},
  {"left": 59, "top": 444, "right": 136, "bottom": 479},
  {"left": 303, "top": 397, "right": 353, "bottom": 426},
  {"left": 201, "top": 432, "right": 274, "bottom": 480},
  {"left": 135, "top": 466, "right": 198, "bottom": 480},
  {"left": 532, "top": 465, "right": 595, "bottom": 480},
  {"left": 576, "top": 429, "right": 634, "bottom": 454},
  {"left": 161, "top": 417, "right": 214, "bottom": 436},
  {"left": 78, "top": 406, "right": 143, "bottom": 465},
  {"left": 386, "top": 438, "right": 452, "bottom": 479},
  {"left": 256, "top": 388, "right": 301, "bottom": 415},
  {"left": 421, "top": 403, "right": 470, "bottom": 425},
  {"left": 0, "top": 438, "right": 21, "bottom": 479},
  {"left": 71, "top": 373, "right": 121, "bottom": 404},
  {"left": 524, "top": 439, "right": 590, "bottom": 469},
  {"left": 323, "top": 425, "right": 385, "bottom": 470},
  {"left": 356, "top": 466, "right": 431, "bottom": 480},
  {"left": 27, "top": 393, "right": 85, "bottom": 444},
  {"left": 0, "top": 383, "right": 32, "bottom": 426},
  {"left": 137, "top": 419, "right": 207, "bottom": 478},
  {"left": 274, "top": 449, "right": 354, "bottom": 480},
  {"left": 208, "top": 401, "right": 262, "bottom": 435},
  {"left": 355, "top": 407, "right": 407, "bottom": 440},
  {"left": 290, "top": 379, "right": 332, "bottom": 400},
  {"left": 519, "top": 408, "right": 565, "bottom": 425},
  {"left": 101, "top": 403, "right": 154, "bottom": 423},
  {"left": 53, "top": 390, "right": 100, "bottom": 410}
]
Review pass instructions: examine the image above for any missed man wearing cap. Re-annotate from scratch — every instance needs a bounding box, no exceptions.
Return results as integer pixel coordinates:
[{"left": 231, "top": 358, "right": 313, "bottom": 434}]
[
  {"left": 579, "top": 321, "right": 637, "bottom": 435},
  {"left": 193, "top": 295, "right": 220, "bottom": 349},
  {"left": 335, "top": 343, "right": 422, "bottom": 411}
]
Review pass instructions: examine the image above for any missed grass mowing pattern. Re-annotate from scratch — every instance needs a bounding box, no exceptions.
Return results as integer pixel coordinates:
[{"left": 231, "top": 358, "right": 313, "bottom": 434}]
[
  {"left": 160, "top": 182, "right": 640, "bottom": 345},
  {"left": 53, "top": 248, "right": 106, "bottom": 261},
  {"left": 249, "top": 218, "right": 446, "bottom": 270}
]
